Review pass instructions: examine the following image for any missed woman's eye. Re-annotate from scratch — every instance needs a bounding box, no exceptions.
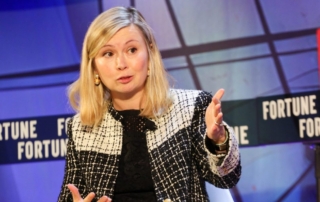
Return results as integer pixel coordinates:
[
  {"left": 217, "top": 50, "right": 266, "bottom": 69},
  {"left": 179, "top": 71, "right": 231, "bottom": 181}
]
[
  {"left": 104, "top": 52, "right": 113, "bottom": 57},
  {"left": 128, "top": 48, "right": 137, "bottom": 54}
]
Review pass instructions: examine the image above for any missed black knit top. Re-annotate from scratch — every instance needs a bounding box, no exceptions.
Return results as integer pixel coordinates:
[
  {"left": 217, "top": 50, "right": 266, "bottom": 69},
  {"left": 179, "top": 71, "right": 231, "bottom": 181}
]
[{"left": 113, "top": 110, "right": 157, "bottom": 202}]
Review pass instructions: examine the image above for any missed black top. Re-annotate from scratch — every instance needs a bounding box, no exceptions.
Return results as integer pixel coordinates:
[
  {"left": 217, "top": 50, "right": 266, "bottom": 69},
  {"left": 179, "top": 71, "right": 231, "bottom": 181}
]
[{"left": 113, "top": 110, "right": 157, "bottom": 202}]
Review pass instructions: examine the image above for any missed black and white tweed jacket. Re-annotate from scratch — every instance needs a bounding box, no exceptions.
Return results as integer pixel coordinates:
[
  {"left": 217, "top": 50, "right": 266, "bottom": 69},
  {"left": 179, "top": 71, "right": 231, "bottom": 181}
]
[{"left": 58, "top": 89, "right": 241, "bottom": 202}]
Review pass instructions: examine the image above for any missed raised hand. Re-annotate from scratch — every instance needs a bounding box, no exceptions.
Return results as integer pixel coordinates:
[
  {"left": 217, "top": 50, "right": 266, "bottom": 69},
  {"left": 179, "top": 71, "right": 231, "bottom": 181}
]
[
  {"left": 205, "top": 89, "right": 226, "bottom": 144},
  {"left": 67, "top": 184, "right": 112, "bottom": 202}
]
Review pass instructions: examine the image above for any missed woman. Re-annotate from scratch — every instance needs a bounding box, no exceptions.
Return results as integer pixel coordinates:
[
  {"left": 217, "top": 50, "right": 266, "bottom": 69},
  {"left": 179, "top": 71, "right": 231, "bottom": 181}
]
[{"left": 58, "top": 6, "right": 241, "bottom": 202}]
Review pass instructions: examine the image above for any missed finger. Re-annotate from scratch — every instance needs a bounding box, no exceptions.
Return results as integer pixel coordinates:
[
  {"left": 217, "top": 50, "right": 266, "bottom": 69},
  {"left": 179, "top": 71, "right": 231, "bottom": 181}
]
[
  {"left": 213, "top": 88, "right": 225, "bottom": 102},
  {"left": 98, "top": 196, "right": 112, "bottom": 202},
  {"left": 214, "top": 103, "right": 222, "bottom": 117},
  {"left": 209, "top": 99, "right": 221, "bottom": 121},
  {"left": 68, "top": 184, "right": 83, "bottom": 201},
  {"left": 207, "top": 111, "right": 224, "bottom": 141},
  {"left": 84, "top": 192, "right": 96, "bottom": 202},
  {"left": 215, "top": 112, "right": 223, "bottom": 125},
  {"left": 212, "top": 97, "right": 220, "bottom": 106},
  {"left": 213, "top": 112, "right": 223, "bottom": 130}
]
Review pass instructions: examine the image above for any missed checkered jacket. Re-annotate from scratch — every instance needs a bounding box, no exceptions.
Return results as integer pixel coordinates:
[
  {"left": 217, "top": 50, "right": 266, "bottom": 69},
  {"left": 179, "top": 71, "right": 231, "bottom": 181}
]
[{"left": 58, "top": 89, "right": 241, "bottom": 202}]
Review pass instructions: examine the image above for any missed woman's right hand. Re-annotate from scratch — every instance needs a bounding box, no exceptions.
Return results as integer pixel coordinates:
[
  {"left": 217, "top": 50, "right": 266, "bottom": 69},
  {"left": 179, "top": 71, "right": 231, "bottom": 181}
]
[{"left": 67, "top": 184, "right": 111, "bottom": 202}]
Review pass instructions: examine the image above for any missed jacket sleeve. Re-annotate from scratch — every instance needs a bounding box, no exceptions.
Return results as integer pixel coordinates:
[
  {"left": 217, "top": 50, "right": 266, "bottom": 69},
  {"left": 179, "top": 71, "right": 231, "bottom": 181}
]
[
  {"left": 57, "top": 118, "right": 90, "bottom": 202},
  {"left": 191, "top": 91, "right": 241, "bottom": 189}
]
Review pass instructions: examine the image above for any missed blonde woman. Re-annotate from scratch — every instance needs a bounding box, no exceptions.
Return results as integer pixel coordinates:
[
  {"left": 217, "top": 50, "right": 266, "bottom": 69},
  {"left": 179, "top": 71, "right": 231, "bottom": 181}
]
[{"left": 58, "top": 6, "right": 241, "bottom": 202}]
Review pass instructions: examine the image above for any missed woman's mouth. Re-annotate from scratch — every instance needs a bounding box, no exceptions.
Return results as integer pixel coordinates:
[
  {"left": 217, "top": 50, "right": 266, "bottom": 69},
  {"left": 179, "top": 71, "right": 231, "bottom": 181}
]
[{"left": 118, "top": 76, "right": 133, "bottom": 84}]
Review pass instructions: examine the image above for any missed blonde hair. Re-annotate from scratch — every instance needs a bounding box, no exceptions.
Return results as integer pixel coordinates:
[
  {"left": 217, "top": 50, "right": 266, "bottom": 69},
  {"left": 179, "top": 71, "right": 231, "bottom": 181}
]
[{"left": 68, "top": 7, "right": 172, "bottom": 126}]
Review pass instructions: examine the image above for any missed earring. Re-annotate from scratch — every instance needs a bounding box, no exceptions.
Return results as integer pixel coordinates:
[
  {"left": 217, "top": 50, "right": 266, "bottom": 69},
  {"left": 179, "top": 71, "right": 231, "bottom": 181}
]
[
  {"left": 95, "top": 74, "right": 101, "bottom": 86},
  {"left": 147, "top": 69, "right": 150, "bottom": 77}
]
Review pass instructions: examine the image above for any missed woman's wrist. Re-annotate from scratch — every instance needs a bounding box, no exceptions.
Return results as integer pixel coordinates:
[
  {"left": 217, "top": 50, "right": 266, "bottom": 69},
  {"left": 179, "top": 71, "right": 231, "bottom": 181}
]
[
  {"left": 206, "top": 128, "right": 229, "bottom": 155},
  {"left": 215, "top": 129, "right": 228, "bottom": 146},
  {"left": 206, "top": 126, "right": 228, "bottom": 145}
]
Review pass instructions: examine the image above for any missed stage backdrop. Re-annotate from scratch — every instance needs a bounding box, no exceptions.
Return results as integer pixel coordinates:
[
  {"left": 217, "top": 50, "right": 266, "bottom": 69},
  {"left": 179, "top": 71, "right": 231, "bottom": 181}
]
[{"left": 1, "top": 0, "right": 320, "bottom": 201}]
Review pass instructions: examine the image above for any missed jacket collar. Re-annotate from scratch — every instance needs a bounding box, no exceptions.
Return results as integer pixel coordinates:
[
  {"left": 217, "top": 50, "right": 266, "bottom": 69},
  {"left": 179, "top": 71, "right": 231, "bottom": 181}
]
[{"left": 107, "top": 102, "right": 157, "bottom": 132}]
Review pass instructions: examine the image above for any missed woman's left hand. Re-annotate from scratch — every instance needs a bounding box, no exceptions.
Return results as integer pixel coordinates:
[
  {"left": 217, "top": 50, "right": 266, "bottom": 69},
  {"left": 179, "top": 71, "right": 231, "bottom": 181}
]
[{"left": 205, "top": 88, "right": 226, "bottom": 144}]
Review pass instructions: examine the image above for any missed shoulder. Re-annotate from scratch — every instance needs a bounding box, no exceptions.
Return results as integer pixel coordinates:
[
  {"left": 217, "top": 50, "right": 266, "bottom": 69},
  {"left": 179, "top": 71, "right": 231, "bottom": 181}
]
[
  {"left": 68, "top": 113, "right": 92, "bottom": 134},
  {"left": 71, "top": 113, "right": 81, "bottom": 125}
]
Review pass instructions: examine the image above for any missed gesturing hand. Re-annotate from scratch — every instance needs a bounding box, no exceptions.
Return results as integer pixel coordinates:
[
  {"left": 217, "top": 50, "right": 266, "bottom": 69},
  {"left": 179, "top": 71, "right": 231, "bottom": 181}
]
[
  {"left": 67, "top": 184, "right": 111, "bottom": 202},
  {"left": 205, "top": 89, "right": 226, "bottom": 144}
]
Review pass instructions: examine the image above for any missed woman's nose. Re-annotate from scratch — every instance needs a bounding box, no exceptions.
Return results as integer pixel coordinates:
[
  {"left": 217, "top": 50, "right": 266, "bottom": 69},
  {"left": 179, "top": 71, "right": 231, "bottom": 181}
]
[{"left": 116, "top": 54, "right": 127, "bottom": 70}]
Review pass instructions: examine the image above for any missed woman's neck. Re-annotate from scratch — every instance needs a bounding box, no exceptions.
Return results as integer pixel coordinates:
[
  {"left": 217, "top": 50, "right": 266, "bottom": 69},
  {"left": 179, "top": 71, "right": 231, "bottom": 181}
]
[{"left": 111, "top": 91, "right": 145, "bottom": 111}]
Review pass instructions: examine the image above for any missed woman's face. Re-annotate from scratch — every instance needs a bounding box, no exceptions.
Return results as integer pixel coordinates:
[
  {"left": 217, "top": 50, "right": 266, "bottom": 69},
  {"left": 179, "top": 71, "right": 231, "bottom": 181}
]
[{"left": 94, "top": 24, "right": 149, "bottom": 100}]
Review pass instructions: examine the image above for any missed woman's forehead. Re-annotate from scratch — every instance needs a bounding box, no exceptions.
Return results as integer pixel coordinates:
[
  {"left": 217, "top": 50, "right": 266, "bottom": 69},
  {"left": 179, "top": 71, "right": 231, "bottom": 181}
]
[{"left": 104, "top": 25, "right": 145, "bottom": 46}]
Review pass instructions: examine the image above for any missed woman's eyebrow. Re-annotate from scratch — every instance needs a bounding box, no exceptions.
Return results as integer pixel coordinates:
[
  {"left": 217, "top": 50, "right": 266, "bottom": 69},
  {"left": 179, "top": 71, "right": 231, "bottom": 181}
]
[{"left": 101, "top": 39, "right": 139, "bottom": 48}]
